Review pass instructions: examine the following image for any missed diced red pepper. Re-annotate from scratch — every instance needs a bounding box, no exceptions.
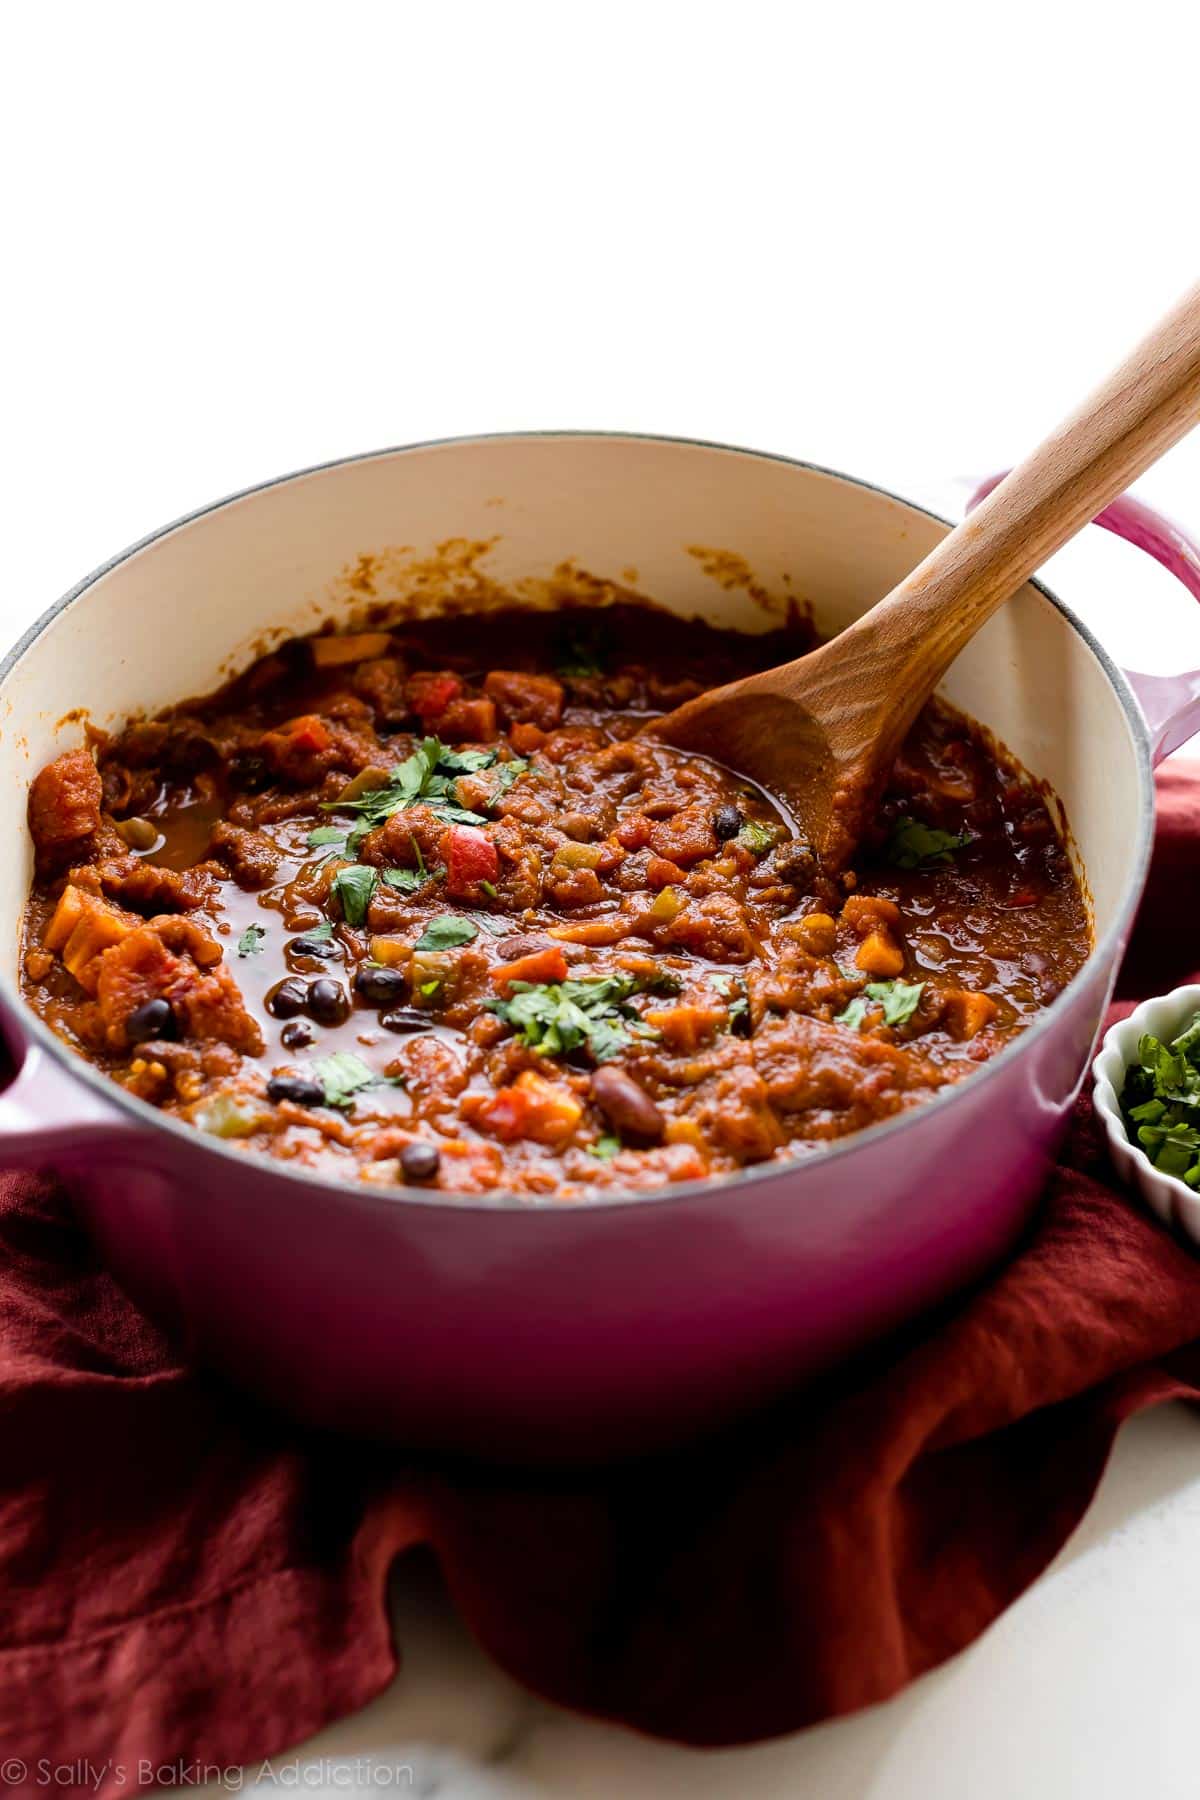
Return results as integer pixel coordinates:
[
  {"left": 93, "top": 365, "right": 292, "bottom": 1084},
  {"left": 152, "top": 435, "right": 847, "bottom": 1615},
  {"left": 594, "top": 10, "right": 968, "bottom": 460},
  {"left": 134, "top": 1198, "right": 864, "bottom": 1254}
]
[
  {"left": 408, "top": 672, "right": 463, "bottom": 721},
  {"left": 281, "top": 714, "right": 332, "bottom": 754},
  {"left": 441, "top": 824, "right": 500, "bottom": 897},
  {"left": 491, "top": 947, "right": 568, "bottom": 990}
]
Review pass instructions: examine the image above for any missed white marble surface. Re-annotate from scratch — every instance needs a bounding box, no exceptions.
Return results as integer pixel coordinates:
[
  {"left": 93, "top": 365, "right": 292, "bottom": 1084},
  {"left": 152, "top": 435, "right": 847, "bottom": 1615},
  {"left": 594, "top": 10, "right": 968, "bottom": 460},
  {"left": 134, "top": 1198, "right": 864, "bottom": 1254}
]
[{"left": 183, "top": 1403, "right": 1200, "bottom": 1799}]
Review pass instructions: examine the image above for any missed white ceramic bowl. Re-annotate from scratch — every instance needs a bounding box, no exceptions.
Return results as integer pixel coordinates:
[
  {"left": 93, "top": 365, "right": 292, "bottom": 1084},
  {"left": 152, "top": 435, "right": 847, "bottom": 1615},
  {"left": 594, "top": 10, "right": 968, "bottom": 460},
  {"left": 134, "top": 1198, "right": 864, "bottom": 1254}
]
[{"left": 1093, "top": 984, "right": 1200, "bottom": 1245}]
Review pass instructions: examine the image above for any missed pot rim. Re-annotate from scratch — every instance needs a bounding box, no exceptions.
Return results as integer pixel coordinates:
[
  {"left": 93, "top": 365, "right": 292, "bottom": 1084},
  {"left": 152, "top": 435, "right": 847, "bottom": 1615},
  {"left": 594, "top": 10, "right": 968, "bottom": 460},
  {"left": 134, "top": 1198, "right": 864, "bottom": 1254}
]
[{"left": 0, "top": 430, "right": 1156, "bottom": 1214}]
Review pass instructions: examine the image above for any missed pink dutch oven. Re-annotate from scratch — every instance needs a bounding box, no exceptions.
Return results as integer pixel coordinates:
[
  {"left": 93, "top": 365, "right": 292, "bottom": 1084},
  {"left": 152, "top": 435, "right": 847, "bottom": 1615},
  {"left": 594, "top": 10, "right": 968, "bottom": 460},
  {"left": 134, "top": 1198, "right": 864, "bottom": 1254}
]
[{"left": 1, "top": 434, "right": 1198, "bottom": 1461}]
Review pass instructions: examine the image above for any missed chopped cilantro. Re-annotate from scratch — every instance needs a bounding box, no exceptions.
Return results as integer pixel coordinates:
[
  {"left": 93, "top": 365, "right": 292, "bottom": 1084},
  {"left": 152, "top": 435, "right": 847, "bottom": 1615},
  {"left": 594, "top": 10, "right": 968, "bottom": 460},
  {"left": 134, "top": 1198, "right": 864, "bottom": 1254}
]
[
  {"left": 321, "top": 736, "right": 489, "bottom": 848},
  {"left": 298, "top": 920, "right": 333, "bottom": 942},
  {"left": 837, "top": 979, "right": 925, "bottom": 1030},
  {"left": 487, "top": 972, "right": 653, "bottom": 1063},
  {"left": 311, "top": 1050, "right": 378, "bottom": 1110},
  {"left": 589, "top": 1134, "right": 622, "bottom": 1160},
  {"left": 236, "top": 922, "right": 267, "bottom": 956},
  {"left": 1121, "top": 1012, "right": 1200, "bottom": 1185},
  {"left": 712, "top": 970, "right": 751, "bottom": 1035},
  {"left": 414, "top": 915, "right": 479, "bottom": 952},
  {"left": 437, "top": 746, "right": 501, "bottom": 774},
  {"left": 488, "top": 758, "right": 529, "bottom": 802},
  {"left": 638, "top": 966, "right": 685, "bottom": 996},
  {"left": 474, "top": 913, "right": 511, "bottom": 937},
  {"left": 382, "top": 867, "right": 423, "bottom": 893},
  {"left": 886, "top": 818, "right": 973, "bottom": 869},
  {"left": 331, "top": 863, "right": 378, "bottom": 927}
]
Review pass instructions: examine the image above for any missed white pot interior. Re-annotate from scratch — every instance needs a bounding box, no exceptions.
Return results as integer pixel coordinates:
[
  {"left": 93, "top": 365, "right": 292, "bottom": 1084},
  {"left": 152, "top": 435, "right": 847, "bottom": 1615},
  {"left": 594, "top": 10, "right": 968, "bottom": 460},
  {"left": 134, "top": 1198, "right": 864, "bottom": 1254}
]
[{"left": 0, "top": 435, "right": 1146, "bottom": 976}]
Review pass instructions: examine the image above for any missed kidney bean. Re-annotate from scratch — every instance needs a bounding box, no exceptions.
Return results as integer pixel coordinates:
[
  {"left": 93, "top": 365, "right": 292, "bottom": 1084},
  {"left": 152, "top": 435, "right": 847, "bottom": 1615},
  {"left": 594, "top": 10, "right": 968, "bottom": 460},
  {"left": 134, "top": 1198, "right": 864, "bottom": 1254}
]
[
  {"left": 589, "top": 1066, "right": 665, "bottom": 1145},
  {"left": 380, "top": 1007, "right": 433, "bottom": 1034}
]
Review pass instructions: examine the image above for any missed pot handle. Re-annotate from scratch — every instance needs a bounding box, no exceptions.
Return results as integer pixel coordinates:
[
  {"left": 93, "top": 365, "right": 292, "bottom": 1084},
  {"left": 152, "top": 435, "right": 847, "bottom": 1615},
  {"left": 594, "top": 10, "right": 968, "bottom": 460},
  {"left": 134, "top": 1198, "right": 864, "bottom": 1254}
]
[
  {"left": 0, "top": 1038, "right": 130, "bottom": 1168},
  {"left": 968, "top": 475, "right": 1200, "bottom": 764}
]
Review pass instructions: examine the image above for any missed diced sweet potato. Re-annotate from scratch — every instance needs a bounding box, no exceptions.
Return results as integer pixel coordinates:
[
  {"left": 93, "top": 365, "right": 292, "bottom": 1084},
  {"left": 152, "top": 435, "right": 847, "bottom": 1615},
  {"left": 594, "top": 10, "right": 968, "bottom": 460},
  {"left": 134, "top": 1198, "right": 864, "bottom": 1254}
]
[
  {"left": 855, "top": 931, "right": 905, "bottom": 978},
  {"left": 437, "top": 697, "right": 498, "bottom": 743},
  {"left": 941, "top": 989, "right": 999, "bottom": 1040},
  {"left": 55, "top": 892, "right": 140, "bottom": 990},
  {"left": 644, "top": 1003, "right": 726, "bottom": 1053},
  {"left": 28, "top": 749, "right": 102, "bottom": 865},
  {"left": 785, "top": 912, "right": 837, "bottom": 957},
  {"left": 465, "top": 1069, "right": 583, "bottom": 1146},
  {"left": 44, "top": 884, "right": 90, "bottom": 952}
]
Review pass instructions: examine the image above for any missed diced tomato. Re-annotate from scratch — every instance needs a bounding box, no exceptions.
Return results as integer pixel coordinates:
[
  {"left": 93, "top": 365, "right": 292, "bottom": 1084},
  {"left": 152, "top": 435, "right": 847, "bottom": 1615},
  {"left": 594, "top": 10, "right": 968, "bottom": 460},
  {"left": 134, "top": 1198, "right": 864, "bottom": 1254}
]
[
  {"left": 408, "top": 672, "right": 463, "bottom": 721},
  {"left": 441, "top": 824, "right": 500, "bottom": 897},
  {"left": 491, "top": 947, "right": 568, "bottom": 990}
]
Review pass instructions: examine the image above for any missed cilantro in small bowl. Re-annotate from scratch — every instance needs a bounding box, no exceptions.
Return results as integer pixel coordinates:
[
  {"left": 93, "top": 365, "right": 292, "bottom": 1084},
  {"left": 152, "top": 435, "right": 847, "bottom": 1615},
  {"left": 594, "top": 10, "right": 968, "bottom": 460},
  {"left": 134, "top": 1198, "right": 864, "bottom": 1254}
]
[
  {"left": 1119, "top": 1011, "right": 1200, "bottom": 1185},
  {"left": 1093, "top": 984, "right": 1200, "bottom": 1248}
]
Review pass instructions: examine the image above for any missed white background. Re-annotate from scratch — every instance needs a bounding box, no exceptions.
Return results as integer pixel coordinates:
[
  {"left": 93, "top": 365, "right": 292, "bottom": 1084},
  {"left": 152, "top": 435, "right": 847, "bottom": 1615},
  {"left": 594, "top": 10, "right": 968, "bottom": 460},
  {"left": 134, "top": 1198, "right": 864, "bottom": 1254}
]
[{"left": 7, "top": 4, "right": 1200, "bottom": 1795}]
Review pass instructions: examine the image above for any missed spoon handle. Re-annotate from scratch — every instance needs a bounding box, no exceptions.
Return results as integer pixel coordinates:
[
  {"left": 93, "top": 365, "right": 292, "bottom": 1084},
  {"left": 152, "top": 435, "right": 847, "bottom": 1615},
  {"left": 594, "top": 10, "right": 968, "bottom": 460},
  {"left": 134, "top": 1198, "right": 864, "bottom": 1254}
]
[{"left": 842, "top": 281, "right": 1200, "bottom": 704}]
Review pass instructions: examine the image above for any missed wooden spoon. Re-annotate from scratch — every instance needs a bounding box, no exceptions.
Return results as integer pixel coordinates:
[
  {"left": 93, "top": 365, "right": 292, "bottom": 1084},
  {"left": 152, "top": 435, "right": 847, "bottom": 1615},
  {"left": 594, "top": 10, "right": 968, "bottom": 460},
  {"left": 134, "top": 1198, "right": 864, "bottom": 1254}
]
[{"left": 650, "top": 283, "right": 1200, "bottom": 870}]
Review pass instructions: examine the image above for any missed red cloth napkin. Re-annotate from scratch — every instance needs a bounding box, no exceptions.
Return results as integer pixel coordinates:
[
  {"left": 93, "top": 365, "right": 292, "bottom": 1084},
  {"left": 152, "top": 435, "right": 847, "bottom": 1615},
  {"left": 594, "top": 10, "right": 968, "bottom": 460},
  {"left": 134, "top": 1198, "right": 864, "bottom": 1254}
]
[{"left": 5, "top": 768, "right": 1200, "bottom": 1786}]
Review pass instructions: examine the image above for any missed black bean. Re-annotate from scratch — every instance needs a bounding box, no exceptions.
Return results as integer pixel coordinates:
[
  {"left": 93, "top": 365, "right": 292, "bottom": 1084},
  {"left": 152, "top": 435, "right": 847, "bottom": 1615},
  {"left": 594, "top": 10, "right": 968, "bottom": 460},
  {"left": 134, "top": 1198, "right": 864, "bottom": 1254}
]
[
  {"left": 126, "top": 997, "right": 177, "bottom": 1044},
  {"left": 291, "top": 933, "right": 339, "bottom": 960},
  {"left": 713, "top": 804, "right": 743, "bottom": 841},
  {"left": 281, "top": 1020, "right": 315, "bottom": 1050},
  {"left": 355, "top": 964, "right": 408, "bottom": 1007},
  {"left": 267, "top": 977, "right": 310, "bottom": 1019},
  {"left": 308, "top": 978, "right": 351, "bottom": 1025},
  {"left": 380, "top": 1007, "right": 433, "bottom": 1034},
  {"left": 266, "top": 1073, "right": 326, "bottom": 1107},
  {"left": 400, "top": 1141, "right": 441, "bottom": 1182}
]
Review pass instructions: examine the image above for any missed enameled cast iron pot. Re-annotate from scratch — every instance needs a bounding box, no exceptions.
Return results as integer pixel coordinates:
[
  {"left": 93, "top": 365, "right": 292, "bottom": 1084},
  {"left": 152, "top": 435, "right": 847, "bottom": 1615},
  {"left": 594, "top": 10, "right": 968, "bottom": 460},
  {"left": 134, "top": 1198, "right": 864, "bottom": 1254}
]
[{"left": 3, "top": 434, "right": 1199, "bottom": 1461}]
